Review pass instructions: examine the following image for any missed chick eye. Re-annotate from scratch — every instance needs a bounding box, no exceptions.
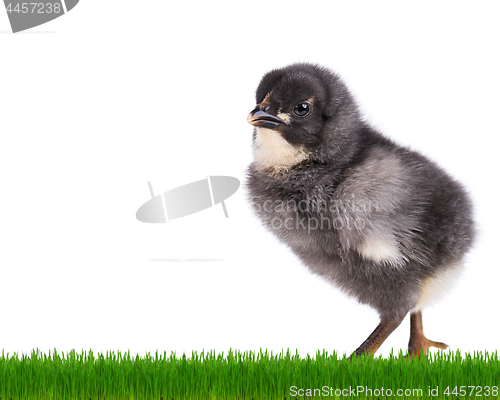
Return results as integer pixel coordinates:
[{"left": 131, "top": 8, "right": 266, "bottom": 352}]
[{"left": 293, "top": 102, "right": 311, "bottom": 117}]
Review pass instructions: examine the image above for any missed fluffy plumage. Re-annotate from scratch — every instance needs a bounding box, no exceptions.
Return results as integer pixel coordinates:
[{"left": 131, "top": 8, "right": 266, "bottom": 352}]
[{"left": 246, "top": 63, "right": 475, "bottom": 357}]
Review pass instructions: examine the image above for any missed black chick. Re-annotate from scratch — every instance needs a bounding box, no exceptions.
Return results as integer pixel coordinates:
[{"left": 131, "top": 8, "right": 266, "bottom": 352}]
[{"left": 246, "top": 63, "right": 475, "bottom": 358}]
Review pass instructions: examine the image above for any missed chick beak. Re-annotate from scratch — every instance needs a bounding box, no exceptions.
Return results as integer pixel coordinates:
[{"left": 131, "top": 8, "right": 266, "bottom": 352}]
[{"left": 247, "top": 106, "right": 284, "bottom": 130}]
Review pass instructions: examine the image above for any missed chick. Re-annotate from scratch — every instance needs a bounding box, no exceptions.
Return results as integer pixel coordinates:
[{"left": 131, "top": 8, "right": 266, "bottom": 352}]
[{"left": 246, "top": 63, "right": 475, "bottom": 358}]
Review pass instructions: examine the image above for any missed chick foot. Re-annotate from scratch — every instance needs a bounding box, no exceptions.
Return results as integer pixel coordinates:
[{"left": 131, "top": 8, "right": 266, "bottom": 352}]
[
  {"left": 349, "top": 317, "right": 404, "bottom": 359},
  {"left": 407, "top": 310, "right": 448, "bottom": 358}
]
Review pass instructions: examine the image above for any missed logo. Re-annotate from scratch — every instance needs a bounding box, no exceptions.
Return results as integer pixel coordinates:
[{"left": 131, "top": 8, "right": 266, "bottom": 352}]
[
  {"left": 136, "top": 176, "right": 240, "bottom": 223},
  {"left": 3, "top": 0, "right": 79, "bottom": 33}
]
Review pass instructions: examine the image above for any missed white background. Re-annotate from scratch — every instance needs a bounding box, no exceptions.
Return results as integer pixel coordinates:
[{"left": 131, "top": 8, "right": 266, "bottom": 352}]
[{"left": 1, "top": 1, "right": 499, "bottom": 359}]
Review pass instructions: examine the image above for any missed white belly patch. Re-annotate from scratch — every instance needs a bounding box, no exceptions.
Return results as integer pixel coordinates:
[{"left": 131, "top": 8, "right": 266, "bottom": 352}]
[{"left": 356, "top": 234, "right": 408, "bottom": 268}]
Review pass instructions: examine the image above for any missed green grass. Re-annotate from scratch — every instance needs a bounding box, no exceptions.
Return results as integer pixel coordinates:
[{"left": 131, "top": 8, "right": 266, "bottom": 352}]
[{"left": 0, "top": 349, "right": 498, "bottom": 399}]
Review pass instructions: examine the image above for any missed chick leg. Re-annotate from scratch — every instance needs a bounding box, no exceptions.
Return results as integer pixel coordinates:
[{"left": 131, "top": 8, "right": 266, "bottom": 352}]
[
  {"left": 407, "top": 311, "right": 448, "bottom": 358},
  {"left": 350, "top": 318, "right": 404, "bottom": 358}
]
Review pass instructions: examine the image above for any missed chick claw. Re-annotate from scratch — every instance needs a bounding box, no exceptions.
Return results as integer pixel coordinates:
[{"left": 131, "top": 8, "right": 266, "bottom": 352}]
[{"left": 408, "top": 336, "right": 448, "bottom": 358}]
